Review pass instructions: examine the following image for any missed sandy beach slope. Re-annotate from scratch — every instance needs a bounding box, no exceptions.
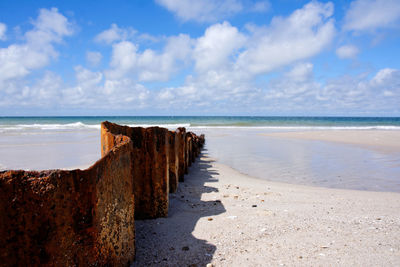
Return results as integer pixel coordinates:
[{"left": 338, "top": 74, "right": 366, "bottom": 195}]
[{"left": 134, "top": 154, "right": 400, "bottom": 266}]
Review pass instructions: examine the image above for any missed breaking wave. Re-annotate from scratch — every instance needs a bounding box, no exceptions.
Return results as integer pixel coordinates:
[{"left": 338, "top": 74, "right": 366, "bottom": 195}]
[{"left": 0, "top": 122, "right": 192, "bottom": 133}]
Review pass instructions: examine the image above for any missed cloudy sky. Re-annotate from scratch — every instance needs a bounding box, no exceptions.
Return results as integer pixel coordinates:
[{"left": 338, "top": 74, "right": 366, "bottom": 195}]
[{"left": 0, "top": 0, "right": 399, "bottom": 116}]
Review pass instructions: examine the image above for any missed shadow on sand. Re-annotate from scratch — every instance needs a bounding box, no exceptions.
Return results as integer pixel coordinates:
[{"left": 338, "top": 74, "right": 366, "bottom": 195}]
[{"left": 134, "top": 151, "right": 225, "bottom": 266}]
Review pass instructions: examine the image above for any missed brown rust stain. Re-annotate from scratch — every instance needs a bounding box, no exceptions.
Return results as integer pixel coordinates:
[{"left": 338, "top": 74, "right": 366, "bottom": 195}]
[{"left": 0, "top": 121, "right": 205, "bottom": 266}]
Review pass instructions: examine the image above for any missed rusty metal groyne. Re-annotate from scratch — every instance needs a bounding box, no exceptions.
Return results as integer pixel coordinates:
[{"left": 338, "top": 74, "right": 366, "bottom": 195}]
[{"left": 0, "top": 121, "right": 205, "bottom": 266}]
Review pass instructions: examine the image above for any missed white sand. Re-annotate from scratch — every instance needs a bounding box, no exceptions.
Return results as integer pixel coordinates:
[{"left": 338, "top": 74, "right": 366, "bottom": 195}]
[{"left": 134, "top": 155, "right": 400, "bottom": 266}]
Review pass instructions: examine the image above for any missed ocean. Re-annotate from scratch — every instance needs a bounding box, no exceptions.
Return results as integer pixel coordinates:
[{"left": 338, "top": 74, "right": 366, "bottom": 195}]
[
  {"left": 1, "top": 116, "right": 400, "bottom": 192},
  {"left": 1, "top": 116, "right": 400, "bottom": 133}
]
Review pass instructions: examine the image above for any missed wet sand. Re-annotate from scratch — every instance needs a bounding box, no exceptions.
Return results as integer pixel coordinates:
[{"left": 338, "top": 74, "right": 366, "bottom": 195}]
[
  {"left": 135, "top": 155, "right": 400, "bottom": 266},
  {"left": 0, "top": 130, "right": 99, "bottom": 170},
  {"left": 260, "top": 130, "right": 400, "bottom": 153}
]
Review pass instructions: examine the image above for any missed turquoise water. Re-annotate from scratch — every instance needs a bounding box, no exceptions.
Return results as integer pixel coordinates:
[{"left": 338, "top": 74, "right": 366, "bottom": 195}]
[{"left": 1, "top": 116, "right": 400, "bottom": 132}]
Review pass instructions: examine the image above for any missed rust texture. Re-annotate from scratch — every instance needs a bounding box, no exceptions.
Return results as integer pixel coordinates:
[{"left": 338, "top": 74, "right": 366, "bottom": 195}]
[
  {"left": 101, "top": 122, "right": 170, "bottom": 219},
  {"left": 186, "top": 133, "right": 193, "bottom": 168},
  {"left": 0, "top": 121, "right": 205, "bottom": 266},
  {"left": 176, "top": 127, "right": 186, "bottom": 182},
  {"left": 168, "top": 131, "right": 179, "bottom": 193},
  {"left": 0, "top": 137, "right": 135, "bottom": 266}
]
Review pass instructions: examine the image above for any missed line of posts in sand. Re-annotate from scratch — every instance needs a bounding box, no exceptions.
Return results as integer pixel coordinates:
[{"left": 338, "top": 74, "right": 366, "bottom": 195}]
[{"left": 0, "top": 121, "right": 205, "bottom": 266}]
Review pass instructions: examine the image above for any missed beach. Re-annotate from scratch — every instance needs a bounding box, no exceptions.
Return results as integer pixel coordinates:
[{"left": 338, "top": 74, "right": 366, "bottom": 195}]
[
  {"left": 134, "top": 128, "right": 400, "bottom": 266},
  {"left": 1, "top": 117, "right": 400, "bottom": 265},
  {"left": 3, "top": 0, "right": 400, "bottom": 265},
  {"left": 135, "top": 155, "right": 400, "bottom": 266}
]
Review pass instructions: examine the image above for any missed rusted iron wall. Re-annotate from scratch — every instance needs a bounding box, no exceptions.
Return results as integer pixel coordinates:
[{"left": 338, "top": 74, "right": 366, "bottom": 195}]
[
  {"left": 176, "top": 127, "right": 186, "bottom": 182},
  {"left": 101, "top": 122, "right": 170, "bottom": 219},
  {"left": 0, "top": 121, "right": 205, "bottom": 266},
  {"left": 0, "top": 137, "right": 135, "bottom": 266},
  {"left": 168, "top": 131, "right": 179, "bottom": 193}
]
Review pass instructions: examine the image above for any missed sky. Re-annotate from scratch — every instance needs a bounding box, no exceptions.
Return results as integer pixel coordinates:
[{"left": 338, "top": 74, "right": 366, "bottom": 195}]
[{"left": 0, "top": 0, "right": 399, "bottom": 116}]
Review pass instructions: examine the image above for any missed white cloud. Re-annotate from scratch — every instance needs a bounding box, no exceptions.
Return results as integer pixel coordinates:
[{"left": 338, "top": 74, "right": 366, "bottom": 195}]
[
  {"left": 138, "top": 34, "right": 193, "bottom": 81},
  {"left": 317, "top": 69, "right": 400, "bottom": 112},
  {"left": 156, "top": 56, "right": 400, "bottom": 114},
  {"left": 103, "top": 1, "right": 399, "bottom": 114},
  {"left": 264, "top": 63, "right": 318, "bottom": 101},
  {"left": 75, "top": 66, "right": 103, "bottom": 87},
  {"left": 102, "top": 79, "right": 149, "bottom": 106},
  {"left": 137, "top": 33, "right": 160, "bottom": 43},
  {"left": 286, "top": 62, "right": 314, "bottom": 82},
  {"left": 336, "top": 45, "right": 359, "bottom": 59},
  {"left": 60, "top": 66, "right": 149, "bottom": 108},
  {"left": 156, "top": 0, "right": 271, "bottom": 22},
  {"left": 86, "top": 51, "right": 103, "bottom": 66},
  {"left": 158, "top": 2, "right": 336, "bottom": 110},
  {"left": 0, "top": 23, "right": 7, "bottom": 41},
  {"left": 30, "top": 71, "right": 63, "bottom": 102},
  {"left": 236, "top": 1, "right": 335, "bottom": 75},
  {"left": 106, "top": 34, "right": 193, "bottom": 81},
  {"left": 164, "top": 34, "right": 193, "bottom": 63},
  {"left": 61, "top": 66, "right": 103, "bottom": 106},
  {"left": 158, "top": 87, "right": 175, "bottom": 101},
  {"left": 320, "top": 68, "right": 399, "bottom": 109},
  {"left": 94, "top": 23, "right": 136, "bottom": 44},
  {"left": 156, "top": 65, "right": 257, "bottom": 110},
  {"left": 154, "top": 2, "right": 337, "bottom": 112},
  {"left": 32, "top": 8, "right": 73, "bottom": 37},
  {"left": 106, "top": 41, "right": 139, "bottom": 79},
  {"left": 371, "top": 68, "right": 397, "bottom": 84},
  {"left": 370, "top": 68, "right": 400, "bottom": 95},
  {"left": 383, "top": 90, "right": 394, "bottom": 97},
  {"left": 0, "top": 71, "right": 63, "bottom": 107},
  {"left": 0, "top": 8, "right": 73, "bottom": 83},
  {"left": 259, "top": 65, "right": 400, "bottom": 114},
  {"left": 194, "top": 21, "right": 246, "bottom": 72},
  {"left": 155, "top": 0, "right": 243, "bottom": 22},
  {"left": 249, "top": 1, "right": 270, "bottom": 12},
  {"left": 344, "top": 0, "right": 400, "bottom": 31}
]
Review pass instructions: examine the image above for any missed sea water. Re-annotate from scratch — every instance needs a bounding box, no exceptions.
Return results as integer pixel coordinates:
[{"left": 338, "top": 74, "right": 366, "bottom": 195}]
[
  {"left": 1, "top": 116, "right": 399, "bottom": 192},
  {"left": 1, "top": 116, "right": 400, "bottom": 133}
]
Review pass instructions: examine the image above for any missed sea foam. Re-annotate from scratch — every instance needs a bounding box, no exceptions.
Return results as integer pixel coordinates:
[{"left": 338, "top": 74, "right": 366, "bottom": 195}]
[{"left": 0, "top": 122, "right": 192, "bottom": 133}]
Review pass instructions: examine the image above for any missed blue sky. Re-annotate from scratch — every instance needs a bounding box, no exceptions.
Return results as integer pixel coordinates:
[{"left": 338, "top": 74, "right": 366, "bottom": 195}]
[{"left": 0, "top": 0, "right": 399, "bottom": 116}]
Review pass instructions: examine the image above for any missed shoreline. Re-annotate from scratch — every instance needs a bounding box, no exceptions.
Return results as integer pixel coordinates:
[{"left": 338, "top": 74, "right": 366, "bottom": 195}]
[
  {"left": 135, "top": 154, "right": 400, "bottom": 266},
  {"left": 215, "top": 159, "right": 400, "bottom": 195},
  {"left": 215, "top": 158, "right": 400, "bottom": 195}
]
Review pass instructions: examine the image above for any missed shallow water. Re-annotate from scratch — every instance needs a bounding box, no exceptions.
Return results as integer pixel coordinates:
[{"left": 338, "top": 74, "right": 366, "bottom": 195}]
[
  {"left": 0, "top": 130, "right": 100, "bottom": 170},
  {"left": 201, "top": 128, "right": 400, "bottom": 192},
  {"left": 0, "top": 126, "right": 399, "bottom": 192}
]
